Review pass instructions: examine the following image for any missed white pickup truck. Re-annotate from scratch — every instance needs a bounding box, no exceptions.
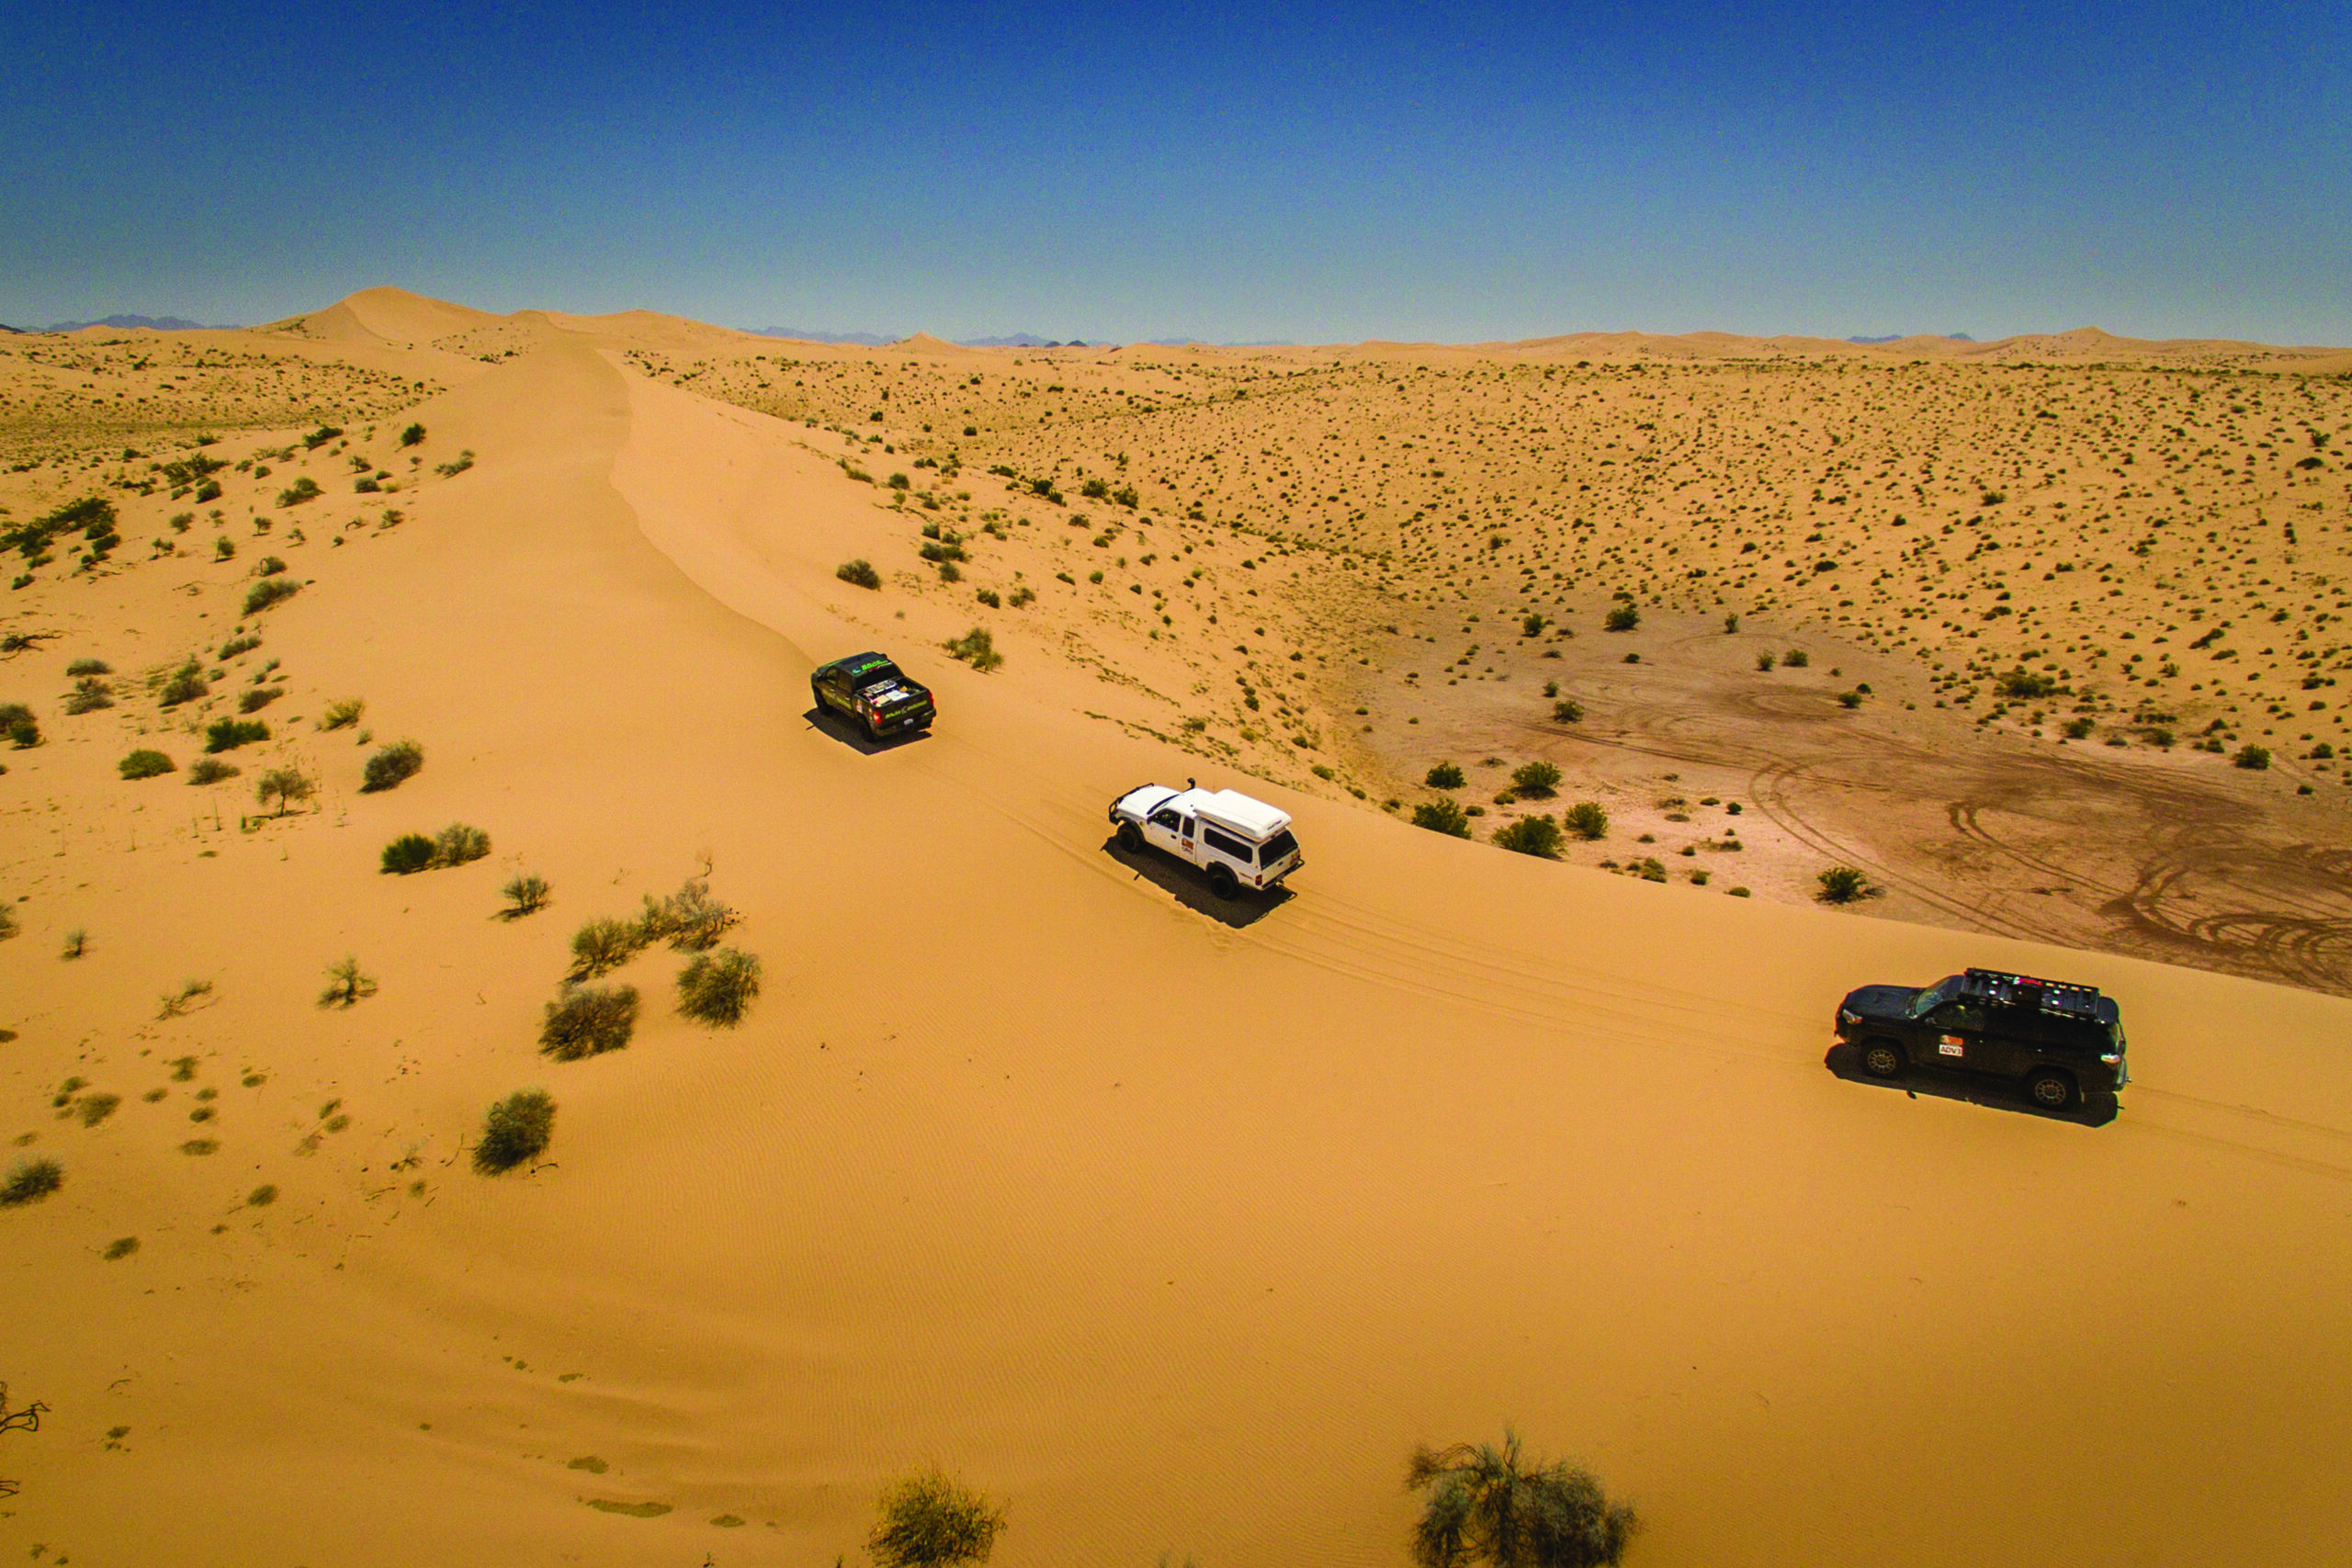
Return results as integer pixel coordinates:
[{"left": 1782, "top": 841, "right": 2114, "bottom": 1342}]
[{"left": 1109, "top": 780, "right": 1304, "bottom": 897}]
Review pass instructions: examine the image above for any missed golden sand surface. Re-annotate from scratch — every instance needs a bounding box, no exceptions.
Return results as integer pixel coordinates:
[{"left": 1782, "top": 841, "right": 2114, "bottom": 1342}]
[{"left": 2, "top": 289, "right": 2349, "bottom": 1564}]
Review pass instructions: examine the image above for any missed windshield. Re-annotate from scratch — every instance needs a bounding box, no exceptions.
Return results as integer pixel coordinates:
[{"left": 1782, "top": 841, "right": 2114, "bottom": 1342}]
[
  {"left": 1909, "top": 976, "right": 1960, "bottom": 1018},
  {"left": 1259, "top": 829, "right": 1299, "bottom": 866},
  {"left": 854, "top": 663, "right": 905, "bottom": 692}
]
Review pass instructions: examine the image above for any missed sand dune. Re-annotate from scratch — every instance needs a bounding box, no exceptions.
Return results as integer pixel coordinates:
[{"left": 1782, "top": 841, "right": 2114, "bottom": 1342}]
[{"left": 2, "top": 296, "right": 2350, "bottom": 1565}]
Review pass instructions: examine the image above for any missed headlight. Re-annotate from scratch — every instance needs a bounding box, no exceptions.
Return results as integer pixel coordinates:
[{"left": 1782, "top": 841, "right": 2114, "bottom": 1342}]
[{"left": 2100, "top": 1053, "right": 2121, "bottom": 1066}]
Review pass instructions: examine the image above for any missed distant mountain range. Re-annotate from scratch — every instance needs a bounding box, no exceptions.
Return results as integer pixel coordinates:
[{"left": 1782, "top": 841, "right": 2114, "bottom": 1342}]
[
  {"left": 746, "top": 325, "right": 901, "bottom": 346},
  {"left": 35, "top": 314, "right": 232, "bottom": 333},
  {"left": 1848, "top": 333, "right": 1975, "bottom": 344}
]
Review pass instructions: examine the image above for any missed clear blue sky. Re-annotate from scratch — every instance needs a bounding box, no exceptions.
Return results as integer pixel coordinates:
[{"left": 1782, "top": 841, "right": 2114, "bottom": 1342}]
[{"left": 6, "top": 0, "right": 2346, "bottom": 344}]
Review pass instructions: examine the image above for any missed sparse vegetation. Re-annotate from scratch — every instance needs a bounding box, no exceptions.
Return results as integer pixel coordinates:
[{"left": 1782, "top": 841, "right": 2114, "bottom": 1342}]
[
  {"left": 540, "top": 986, "right": 639, "bottom": 1060},
  {"left": 569, "top": 916, "right": 642, "bottom": 980},
  {"left": 204, "top": 718, "right": 268, "bottom": 752},
  {"left": 944, "top": 626, "right": 1001, "bottom": 671},
  {"left": 500, "top": 873, "right": 552, "bottom": 918},
  {"left": 399, "top": 423, "right": 426, "bottom": 447},
  {"left": 243, "top": 577, "right": 300, "bottom": 615},
  {"left": 837, "top": 558, "right": 882, "bottom": 589},
  {"left": 434, "top": 823, "right": 492, "bottom": 865},
  {"left": 187, "top": 758, "right": 239, "bottom": 785},
  {"left": 119, "top": 749, "right": 175, "bottom": 780},
  {"left": 1407, "top": 1428, "right": 1637, "bottom": 1568},
  {"left": 1602, "top": 605, "right": 1640, "bottom": 632},
  {"left": 1424, "top": 761, "right": 1465, "bottom": 789},
  {"left": 1412, "top": 797, "right": 1474, "bottom": 837},
  {"left": 276, "top": 476, "right": 322, "bottom": 507},
  {"left": 1493, "top": 816, "right": 1564, "bottom": 858},
  {"left": 380, "top": 834, "right": 437, "bottom": 874},
  {"left": 1562, "top": 801, "right": 1609, "bottom": 840},
  {"left": 361, "top": 740, "right": 424, "bottom": 792},
  {"left": 321, "top": 697, "right": 366, "bottom": 730},
  {"left": 475, "top": 1089, "right": 554, "bottom": 1173},
  {"left": 869, "top": 1467, "right": 1007, "bottom": 1568},
  {"left": 677, "top": 947, "right": 762, "bottom": 1026},
  {"left": 318, "top": 954, "right": 379, "bottom": 1009},
  {"left": 1816, "top": 865, "right": 1873, "bottom": 904},
  {"left": 2233, "top": 744, "right": 2271, "bottom": 771},
  {"left": 255, "top": 766, "right": 313, "bottom": 815},
  {"left": 1510, "top": 761, "right": 1562, "bottom": 797},
  {"left": 435, "top": 449, "right": 476, "bottom": 479},
  {"left": 1, "top": 1158, "right": 63, "bottom": 1207}
]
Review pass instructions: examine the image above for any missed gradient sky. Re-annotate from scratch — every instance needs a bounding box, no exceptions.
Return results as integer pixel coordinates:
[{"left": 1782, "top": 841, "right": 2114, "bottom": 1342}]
[{"left": 7, "top": 0, "right": 2347, "bottom": 343}]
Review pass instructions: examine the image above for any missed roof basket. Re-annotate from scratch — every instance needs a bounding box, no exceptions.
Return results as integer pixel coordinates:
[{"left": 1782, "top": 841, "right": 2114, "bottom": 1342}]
[{"left": 1963, "top": 967, "right": 2103, "bottom": 1020}]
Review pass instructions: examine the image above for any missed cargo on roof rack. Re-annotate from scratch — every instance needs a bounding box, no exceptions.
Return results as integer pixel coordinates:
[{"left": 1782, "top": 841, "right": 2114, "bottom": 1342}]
[{"left": 1962, "top": 968, "right": 2105, "bottom": 1020}]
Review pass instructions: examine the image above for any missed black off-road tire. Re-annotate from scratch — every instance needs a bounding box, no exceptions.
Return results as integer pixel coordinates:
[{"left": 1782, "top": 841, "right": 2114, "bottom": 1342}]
[
  {"left": 860, "top": 713, "right": 879, "bottom": 744},
  {"left": 1207, "top": 863, "right": 1239, "bottom": 899},
  {"left": 2027, "top": 1067, "right": 2077, "bottom": 1111},
  {"left": 1116, "top": 821, "right": 1143, "bottom": 853},
  {"left": 1861, "top": 1039, "right": 1905, "bottom": 1079},
  {"left": 810, "top": 681, "right": 826, "bottom": 716}
]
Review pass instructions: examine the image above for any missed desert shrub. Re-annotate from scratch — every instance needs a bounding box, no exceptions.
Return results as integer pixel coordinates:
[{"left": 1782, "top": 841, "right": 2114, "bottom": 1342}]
[
  {"left": 302, "top": 424, "right": 344, "bottom": 449},
  {"left": 380, "top": 834, "right": 437, "bottom": 874},
  {"left": 944, "top": 626, "right": 1001, "bottom": 671},
  {"left": 1755, "top": 650, "right": 1776, "bottom": 671},
  {"left": 0, "top": 907, "right": 15, "bottom": 941},
  {"left": 1998, "top": 669, "right": 2056, "bottom": 700},
  {"left": 65, "top": 676, "right": 114, "bottom": 713},
  {"left": 1510, "top": 761, "right": 1562, "bottom": 796},
  {"left": 104, "top": 1235, "right": 139, "bottom": 1260},
  {"left": 975, "top": 588, "right": 1000, "bottom": 608},
  {"left": 540, "top": 985, "right": 639, "bottom": 1060},
  {"left": 569, "top": 916, "right": 646, "bottom": 980},
  {"left": 187, "top": 758, "right": 239, "bottom": 785},
  {"left": 1560, "top": 801, "right": 1607, "bottom": 840},
  {"left": 937, "top": 560, "right": 962, "bottom": 582},
  {"left": 870, "top": 1468, "right": 1007, "bottom": 1568},
  {"left": 1, "top": 1157, "right": 63, "bottom": 1207},
  {"left": 836, "top": 558, "right": 882, "bottom": 590},
  {"left": 204, "top": 718, "right": 268, "bottom": 752},
  {"left": 361, "top": 739, "right": 424, "bottom": 792},
  {"left": 61, "top": 929, "right": 87, "bottom": 961},
  {"left": 75, "top": 1091, "right": 119, "bottom": 1127},
  {"left": 2062, "top": 716, "right": 2094, "bottom": 739},
  {"left": 238, "top": 684, "right": 280, "bottom": 713},
  {"left": 1407, "top": 1428, "right": 1637, "bottom": 1568},
  {"left": 1007, "top": 585, "right": 1035, "bottom": 607},
  {"left": 276, "top": 477, "right": 322, "bottom": 507},
  {"left": 66, "top": 657, "right": 109, "bottom": 677},
  {"left": 254, "top": 766, "right": 312, "bottom": 814},
  {"left": 435, "top": 449, "right": 475, "bottom": 478},
  {"left": 318, "top": 954, "right": 379, "bottom": 1008},
  {"left": 2233, "top": 744, "right": 2271, "bottom": 771},
  {"left": 321, "top": 697, "right": 366, "bottom": 730},
  {"left": 243, "top": 577, "right": 300, "bottom": 615},
  {"left": 1424, "top": 761, "right": 1465, "bottom": 790},
  {"left": 5, "top": 713, "right": 38, "bottom": 748},
  {"left": 119, "top": 749, "right": 176, "bottom": 780},
  {"left": 677, "top": 946, "right": 762, "bottom": 1026},
  {"left": 254, "top": 555, "right": 288, "bottom": 577},
  {"left": 214, "top": 536, "right": 236, "bottom": 561},
  {"left": 1783, "top": 649, "right": 1809, "bottom": 668},
  {"left": 1602, "top": 604, "right": 1640, "bottom": 632},
  {"left": 1493, "top": 816, "right": 1565, "bottom": 858},
  {"left": 641, "top": 877, "right": 740, "bottom": 951},
  {"left": 474, "top": 1089, "right": 554, "bottom": 1174},
  {"left": 1837, "top": 690, "right": 1863, "bottom": 709},
  {"left": 434, "top": 823, "right": 491, "bottom": 865},
  {"left": 1816, "top": 865, "right": 1872, "bottom": 903},
  {"left": 399, "top": 423, "right": 426, "bottom": 447},
  {"left": 1552, "top": 699, "right": 1583, "bottom": 723},
  {"left": 1412, "top": 798, "right": 1474, "bottom": 838},
  {"left": 219, "top": 635, "right": 260, "bottom": 659},
  {"left": 500, "top": 872, "right": 551, "bottom": 918}
]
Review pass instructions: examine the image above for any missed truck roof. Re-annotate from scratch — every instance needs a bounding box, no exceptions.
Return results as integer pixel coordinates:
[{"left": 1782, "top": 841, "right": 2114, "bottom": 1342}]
[{"left": 1184, "top": 788, "right": 1291, "bottom": 840}]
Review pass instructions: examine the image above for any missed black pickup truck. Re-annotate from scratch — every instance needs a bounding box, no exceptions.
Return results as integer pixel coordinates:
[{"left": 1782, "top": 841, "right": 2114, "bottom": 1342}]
[
  {"left": 810, "top": 652, "right": 934, "bottom": 741},
  {"left": 1835, "top": 967, "right": 2128, "bottom": 1111}
]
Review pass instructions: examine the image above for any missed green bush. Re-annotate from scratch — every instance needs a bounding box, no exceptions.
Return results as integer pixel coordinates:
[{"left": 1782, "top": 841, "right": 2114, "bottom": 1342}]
[
  {"left": 1603, "top": 604, "right": 1640, "bottom": 632},
  {"left": 361, "top": 739, "right": 424, "bottom": 792},
  {"left": 255, "top": 766, "right": 313, "bottom": 814},
  {"left": 1425, "top": 761, "right": 1465, "bottom": 789},
  {"left": 2233, "top": 744, "right": 2271, "bottom": 771},
  {"left": 399, "top": 423, "right": 426, "bottom": 447},
  {"left": 159, "top": 665, "right": 208, "bottom": 705},
  {"left": 1998, "top": 669, "right": 2056, "bottom": 699},
  {"left": 244, "top": 577, "right": 300, "bottom": 615},
  {"left": 1510, "top": 761, "right": 1562, "bottom": 796},
  {"left": 65, "top": 676, "right": 113, "bottom": 714},
  {"left": 1412, "top": 798, "right": 1474, "bottom": 838},
  {"left": 1407, "top": 1428, "right": 1637, "bottom": 1568},
  {"left": 434, "top": 823, "right": 491, "bottom": 865},
  {"left": 870, "top": 1468, "right": 1007, "bottom": 1568},
  {"left": 119, "top": 749, "right": 176, "bottom": 780},
  {"left": 237, "top": 684, "right": 279, "bottom": 713},
  {"left": 837, "top": 558, "right": 882, "bottom": 589},
  {"left": 204, "top": 718, "right": 268, "bottom": 752},
  {"left": 1755, "top": 650, "right": 1776, "bottom": 671},
  {"left": 540, "top": 985, "right": 639, "bottom": 1060},
  {"left": 640, "top": 877, "right": 740, "bottom": 952},
  {"left": 1783, "top": 649, "right": 1809, "bottom": 669},
  {"left": 1837, "top": 690, "right": 1863, "bottom": 709},
  {"left": 380, "top": 834, "right": 437, "bottom": 874},
  {"left": 1817, "top": 865, "right": 1872, "bottom": 903},
  {"left": 944, "top": 626, "right": 1001, "bottom": 671},
  {"left": 1, "top": 1157, "right": 63, "bottom": 1207},
  {"left": 1563, "top": 801, "right": 1609, "bottom": 840},
  {"left": 474, "top": 1089, "right": 554, "bottom": 1174},
  {"left": 187, "top": 758, "right": 239, "bottom": 785},
  {"left": 276, "top": 476, "right": 322, "bottom": 507},
  {"left": 321, "top": 696, "right": 366, "bottom": 730},
  {"left": 317, "top": 954, "right": 379, "bottom": 1008},
  {"left": 569, "top": 915, "right": 645, "bottom": 980},
  {"left": 677, "top": 947, "right": 762, "bottom": 1026},
  {"left": 500, "top": 873, "right": 551, "bottom": 918},
  {"left": 1493, "top": 816, "right": 1564, "bottom": 858},
  {"left": 1552, "top": 699, "right": 1583, "bottom": 723}
]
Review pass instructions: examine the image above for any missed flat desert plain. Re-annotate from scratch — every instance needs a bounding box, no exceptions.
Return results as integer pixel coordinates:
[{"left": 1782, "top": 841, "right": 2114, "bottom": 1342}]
[{"left": 2, "top": 289, "right": 2350, "bottom": 1565}]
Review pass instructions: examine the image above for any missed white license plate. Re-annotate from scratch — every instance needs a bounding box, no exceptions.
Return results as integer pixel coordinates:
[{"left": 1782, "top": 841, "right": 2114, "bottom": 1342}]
[{"left": 1939, "top": 1035, "right": 1965, "bottom": 1057}]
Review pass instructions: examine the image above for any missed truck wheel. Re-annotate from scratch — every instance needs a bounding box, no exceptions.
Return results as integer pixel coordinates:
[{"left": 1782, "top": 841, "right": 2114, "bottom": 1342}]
[
  {"left": 809, "top": 681, "right": 825, "bottom": 715},
  {"left": 860, "top": 713, "right": 879, "bottom": 743},
  {"left": 1116, "top": 821, "right": 1143, "bottom": 853},
  {"left": 2027, "top": 1068, "right": 2077, "bottom": 1110},
  {"left": 1207, "top": 863, "right": 1239, "bottom": 899},
  {"left": 1860, "top": 1040, "right": 1905, "bottom": 1078}
]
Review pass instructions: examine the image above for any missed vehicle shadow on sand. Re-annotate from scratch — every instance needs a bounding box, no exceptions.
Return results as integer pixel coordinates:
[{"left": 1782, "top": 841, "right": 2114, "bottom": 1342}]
[
  {"left": 804, "top": 705, "right": 933, "bottom": 757},
  {"left": 1102, "top": 835, "right": 1295, "bottom": 930},
  {"left": 1824, "top": 1043, "right": 2120, "bottom": 1128}
]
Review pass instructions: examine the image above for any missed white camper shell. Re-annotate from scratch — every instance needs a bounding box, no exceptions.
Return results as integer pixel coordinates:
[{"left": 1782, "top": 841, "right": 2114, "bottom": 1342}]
[{"left": 1109, "top": 781, "right": 1304, "bottom": 897}]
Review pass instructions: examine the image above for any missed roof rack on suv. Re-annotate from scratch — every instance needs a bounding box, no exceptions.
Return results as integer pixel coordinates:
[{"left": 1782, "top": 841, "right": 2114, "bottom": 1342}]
[{"left": 1962, "top": 967, "right": 2103, "bottom": 1020}]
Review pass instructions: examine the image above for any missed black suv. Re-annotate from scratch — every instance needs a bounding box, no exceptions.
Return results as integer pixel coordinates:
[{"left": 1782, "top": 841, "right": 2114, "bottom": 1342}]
[
  {"left": 1834, "top": 967, "right": 2128, "bottom": 1110},
  {"left": 810, "top": 652, "right": 934, "bottom": 741}
]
